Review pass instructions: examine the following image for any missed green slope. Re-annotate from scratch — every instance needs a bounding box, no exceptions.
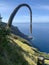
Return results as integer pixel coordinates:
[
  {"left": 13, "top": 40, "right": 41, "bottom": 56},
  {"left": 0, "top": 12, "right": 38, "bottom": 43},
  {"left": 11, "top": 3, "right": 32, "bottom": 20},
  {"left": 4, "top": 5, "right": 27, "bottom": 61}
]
[{"left": 0, "top": 24, "right": 49, "bottom": 65}]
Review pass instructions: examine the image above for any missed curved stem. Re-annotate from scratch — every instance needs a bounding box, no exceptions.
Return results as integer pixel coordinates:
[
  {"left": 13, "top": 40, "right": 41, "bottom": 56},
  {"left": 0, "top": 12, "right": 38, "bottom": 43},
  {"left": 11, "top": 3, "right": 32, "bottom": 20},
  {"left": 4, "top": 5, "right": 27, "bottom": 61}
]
[{"left": 7, "top": 4, "right": 32, "bottom": 33}]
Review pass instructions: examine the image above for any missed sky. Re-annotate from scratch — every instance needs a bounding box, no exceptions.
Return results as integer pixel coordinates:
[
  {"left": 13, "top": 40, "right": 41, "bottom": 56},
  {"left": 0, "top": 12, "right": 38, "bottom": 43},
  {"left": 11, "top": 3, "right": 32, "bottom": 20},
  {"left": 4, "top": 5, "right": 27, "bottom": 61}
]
[{"left": 0, "top": 0, "right": 49, "bottom": 24}]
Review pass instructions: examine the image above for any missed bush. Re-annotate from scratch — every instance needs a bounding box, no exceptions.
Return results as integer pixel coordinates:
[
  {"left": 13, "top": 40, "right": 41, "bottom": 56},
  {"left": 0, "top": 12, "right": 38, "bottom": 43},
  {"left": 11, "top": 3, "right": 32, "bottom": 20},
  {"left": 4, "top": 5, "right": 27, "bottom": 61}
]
[{"left": 0, "top": 25, "right": 10, "bottom": 47}]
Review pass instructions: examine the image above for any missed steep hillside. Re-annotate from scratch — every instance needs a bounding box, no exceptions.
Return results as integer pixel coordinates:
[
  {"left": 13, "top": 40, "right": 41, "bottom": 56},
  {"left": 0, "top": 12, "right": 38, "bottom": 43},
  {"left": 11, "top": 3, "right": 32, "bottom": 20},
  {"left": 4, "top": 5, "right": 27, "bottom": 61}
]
[{"left": 0, "top": 23, "right": 49, "bottom": 65}]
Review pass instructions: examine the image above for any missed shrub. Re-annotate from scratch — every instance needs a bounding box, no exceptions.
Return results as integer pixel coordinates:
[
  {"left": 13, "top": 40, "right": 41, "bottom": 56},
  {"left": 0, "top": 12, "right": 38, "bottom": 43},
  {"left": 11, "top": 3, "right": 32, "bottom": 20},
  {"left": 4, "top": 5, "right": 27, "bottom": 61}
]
[{"left": 0, "top": 24, "right": 10, "bottom": 47}]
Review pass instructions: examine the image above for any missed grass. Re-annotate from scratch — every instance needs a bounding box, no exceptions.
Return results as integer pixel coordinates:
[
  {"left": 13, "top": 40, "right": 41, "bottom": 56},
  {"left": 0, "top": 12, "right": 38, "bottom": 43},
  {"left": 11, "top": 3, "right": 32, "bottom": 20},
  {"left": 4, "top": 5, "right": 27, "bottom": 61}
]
[
  {"left": 9, "top": 34, "right": 49, "bottom": 65},
  {"left": 45, "top": 60, "right": 49, "bottom": 65},
  {"left": 0, "top": 24, "right": 49, "bottom": 65}
]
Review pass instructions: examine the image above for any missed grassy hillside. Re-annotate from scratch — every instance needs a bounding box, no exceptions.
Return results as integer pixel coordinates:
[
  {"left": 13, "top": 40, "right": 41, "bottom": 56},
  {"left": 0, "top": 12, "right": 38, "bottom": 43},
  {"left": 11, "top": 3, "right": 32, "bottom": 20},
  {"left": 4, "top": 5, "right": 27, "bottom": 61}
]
[{"left": 0, "top": 24, "right": 49, "bottom": 65}]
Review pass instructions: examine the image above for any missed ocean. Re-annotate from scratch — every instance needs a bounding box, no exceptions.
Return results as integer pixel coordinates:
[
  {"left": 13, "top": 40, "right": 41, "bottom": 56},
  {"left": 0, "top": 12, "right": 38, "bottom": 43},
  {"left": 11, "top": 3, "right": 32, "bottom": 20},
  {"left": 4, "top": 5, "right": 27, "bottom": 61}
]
[{"left": 13, "top": 23, "right": 49, "bottom": 53}]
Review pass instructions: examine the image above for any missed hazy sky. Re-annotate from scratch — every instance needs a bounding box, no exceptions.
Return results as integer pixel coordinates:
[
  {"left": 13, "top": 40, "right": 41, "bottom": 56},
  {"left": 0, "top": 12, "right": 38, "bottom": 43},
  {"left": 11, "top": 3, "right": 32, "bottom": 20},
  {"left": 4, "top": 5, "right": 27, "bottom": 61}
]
[{"left": 0, "top": 0, "right": 49, "bottom": 23}]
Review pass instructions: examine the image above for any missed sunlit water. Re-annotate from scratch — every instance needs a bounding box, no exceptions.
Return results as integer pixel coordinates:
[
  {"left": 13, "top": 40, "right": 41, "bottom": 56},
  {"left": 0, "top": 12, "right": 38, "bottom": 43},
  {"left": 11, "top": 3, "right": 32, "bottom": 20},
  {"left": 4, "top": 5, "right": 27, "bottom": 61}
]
[{"left": 13, "top": 23, "right": 49, "bottom": 53}]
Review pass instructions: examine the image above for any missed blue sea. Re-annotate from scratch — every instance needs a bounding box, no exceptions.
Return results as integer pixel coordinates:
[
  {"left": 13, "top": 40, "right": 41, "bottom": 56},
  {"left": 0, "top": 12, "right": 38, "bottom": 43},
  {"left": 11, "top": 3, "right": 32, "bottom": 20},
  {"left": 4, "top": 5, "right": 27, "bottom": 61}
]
[{"left": 13, "top": 23, "right": 49, "bottom": 53}]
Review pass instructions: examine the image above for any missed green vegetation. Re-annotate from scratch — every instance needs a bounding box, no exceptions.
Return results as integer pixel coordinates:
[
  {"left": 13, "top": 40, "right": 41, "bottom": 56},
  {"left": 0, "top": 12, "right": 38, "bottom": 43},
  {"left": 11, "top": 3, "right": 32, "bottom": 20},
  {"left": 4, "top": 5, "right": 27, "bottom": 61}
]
[
  {"left": 0, "top": 25, "right": 30, "bottom": 65},
  {"left": 0, "top": 24, "right": 49, "bottom": 65},
  {"left": 0, "top": 24, "right": 10, "bottom": 46}
]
